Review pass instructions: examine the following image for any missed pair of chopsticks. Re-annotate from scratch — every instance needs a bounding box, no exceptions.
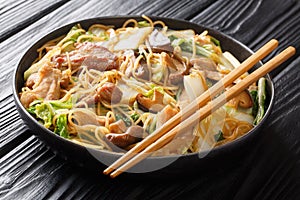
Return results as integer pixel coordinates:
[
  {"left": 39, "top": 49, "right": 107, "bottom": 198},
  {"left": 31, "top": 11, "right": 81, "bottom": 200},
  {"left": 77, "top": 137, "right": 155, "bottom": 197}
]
[{"left": 104, "top": 39, "right": 295, "bottom": 178}]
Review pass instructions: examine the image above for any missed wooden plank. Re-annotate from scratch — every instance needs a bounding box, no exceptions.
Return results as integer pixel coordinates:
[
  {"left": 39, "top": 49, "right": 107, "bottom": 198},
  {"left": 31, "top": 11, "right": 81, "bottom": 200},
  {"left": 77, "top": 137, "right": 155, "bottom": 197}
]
[
  {"left": 0, "top": 0, "right": 68, "bottom": 42},
  {"left": 0, "top": 136, "right": 73, "bottom": 199},
  {"left": 128, "top": 0, "right": 215, "bottom": 19},
  {"left": 0, "top": 0, "right": 299, "bottom": 199},
  {"left": 0, "top": 97, "right": 32, "bottom": 157},
  {"left": 0, "top": 135, "right": 248, "bottom": 200}
]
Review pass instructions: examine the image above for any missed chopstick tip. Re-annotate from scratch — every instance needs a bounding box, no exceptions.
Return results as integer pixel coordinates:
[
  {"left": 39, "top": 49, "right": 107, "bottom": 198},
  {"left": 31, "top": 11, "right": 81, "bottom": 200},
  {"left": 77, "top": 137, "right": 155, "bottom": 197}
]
[
  {"left": 288, "top": 46, "right": 296, "bottom": 53},
  {"left": 103, "top": 168, "right": 112, "bottom": 175},
  {"left": 282, "top": 46, "right": 296, "bottom": 57},
  {"left": 110, "top": 173, "right": 117, "bottom": 179},
  {"left": 110, "top": 170, "right": 122, "bottom": 178},
  {"left": 269, "top": 39, "right": 279, "bottom": 47}
]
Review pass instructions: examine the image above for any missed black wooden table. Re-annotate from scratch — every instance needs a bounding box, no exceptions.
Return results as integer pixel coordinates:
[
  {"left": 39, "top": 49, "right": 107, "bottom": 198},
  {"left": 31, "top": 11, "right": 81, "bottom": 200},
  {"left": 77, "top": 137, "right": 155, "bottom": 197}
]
[{"left": 1, "top": 0, "right": 300, "bottom": 199}]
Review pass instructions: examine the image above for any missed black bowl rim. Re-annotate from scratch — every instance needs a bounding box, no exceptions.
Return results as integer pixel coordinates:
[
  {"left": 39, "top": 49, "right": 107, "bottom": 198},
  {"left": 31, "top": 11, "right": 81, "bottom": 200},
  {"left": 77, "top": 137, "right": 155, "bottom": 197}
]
[{"left": 12, "top": 15, "right": 275, "bottom": 162}]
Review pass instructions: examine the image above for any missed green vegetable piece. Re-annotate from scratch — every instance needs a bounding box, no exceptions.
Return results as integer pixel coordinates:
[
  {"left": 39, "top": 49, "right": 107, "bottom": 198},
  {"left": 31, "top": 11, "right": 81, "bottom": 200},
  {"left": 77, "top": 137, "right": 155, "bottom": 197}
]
[
  {"left": 71, "top": 76, "right": 78, "bottom": 82},
  {"left": 249, "top": 90, "right": 258, "bottom": 117},
  {"left": 27, "top": 106, "right": 36, "bottom": 115},
  {"left": 115, "top": 113, "right": 132, "bottom": 127},
  {"left": 138, "top": 21, "right": 151, "bottom": 27},
  {"left": 171, "top": 38, "right": 217, "bottom": 60},
  {"left": 168, "top": 35, "right": 177, "bottom": 42},
  {"left": 27, "top": 99, "right": 72, "bottom": 131},
  {"left": 27, "top": 99, "right": 43, "bottom": 114},
  {"left": 35, "top": 102, "right": 54, "bottom": 128},
  {"left": 62, "top": 25, "right": 84, "bottom": 50},
  {"left": 210, "top": 37, "right": 220, "bottom": 46},
  {"left": 67, "top": 25, "right": 82, "bottom": 38},
  {"left": 49, "top": 98, "right": 73, "bottom": 110},
  {"left": 214, "top": 130, "right": 225, "bottom": 142},
  {"left": 98, "top": 32, "right": 109, "bottom": 40},
  {"left": 254, "top": 78, "right": 267, "bottom": 125},
  {"left": 86, "top": 31, "right": 94, "bottom": 35},
  {"left": 144, "top": 86, "right": 164, "bottom": 98},
  {"left": 54, "top": 114, "right": 69, "bottom": 138},
  {"left": 205, "top": 79, "right": 214, "bottom": 88},
  {"left": 130, "top": 113, "right": 140, "bottom": 122}
]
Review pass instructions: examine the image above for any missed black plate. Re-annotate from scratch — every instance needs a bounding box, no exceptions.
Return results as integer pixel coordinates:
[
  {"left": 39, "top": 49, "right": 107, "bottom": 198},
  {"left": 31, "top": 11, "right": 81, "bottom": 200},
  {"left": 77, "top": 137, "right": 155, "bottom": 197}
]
[{"left": 12, "top": 16, "right": 274, "bottom": 179}]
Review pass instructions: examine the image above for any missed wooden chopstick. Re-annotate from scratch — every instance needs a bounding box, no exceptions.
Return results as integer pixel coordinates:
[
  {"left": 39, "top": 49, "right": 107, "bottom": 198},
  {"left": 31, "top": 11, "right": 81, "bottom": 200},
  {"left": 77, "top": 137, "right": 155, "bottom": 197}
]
[
  {"left": 109, "top": 46, "right": 295, "bottom": 178},
  {"left": 103, "top": 39, "right": 278, "bottom": 176}
]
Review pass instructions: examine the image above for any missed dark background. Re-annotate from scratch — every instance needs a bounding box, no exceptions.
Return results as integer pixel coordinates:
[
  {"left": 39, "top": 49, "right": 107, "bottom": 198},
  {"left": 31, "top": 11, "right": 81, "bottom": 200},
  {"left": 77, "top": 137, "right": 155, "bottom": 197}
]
[{"left": 1, "top": 0, "right": 299, "bottom": 199}]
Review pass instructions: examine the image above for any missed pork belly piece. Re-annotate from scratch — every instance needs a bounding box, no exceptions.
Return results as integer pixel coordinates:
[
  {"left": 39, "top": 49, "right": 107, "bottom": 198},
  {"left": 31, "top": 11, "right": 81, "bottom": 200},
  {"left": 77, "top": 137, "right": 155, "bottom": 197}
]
[
  {"left": 53, "top": 42, "right": 119, "bottom": 71},
  {"left": 21, "top": 63, "right": 62, "bottom": 108}
]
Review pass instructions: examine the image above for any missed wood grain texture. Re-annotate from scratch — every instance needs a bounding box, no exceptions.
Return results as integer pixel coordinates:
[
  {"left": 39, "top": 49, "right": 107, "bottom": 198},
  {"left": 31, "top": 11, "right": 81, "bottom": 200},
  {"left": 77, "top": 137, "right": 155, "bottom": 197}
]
[
  {"left": 0, "top": 135, "right": 250, "bottom": 200},
  {"left": 0, "top": 96, "right": 31, "bottom": 158},
  {"left": 0, "top": 0, "right": 68, "bottom": 42},
  {"left": 0, "top": 0, "right": 299, "bottom": 199}
]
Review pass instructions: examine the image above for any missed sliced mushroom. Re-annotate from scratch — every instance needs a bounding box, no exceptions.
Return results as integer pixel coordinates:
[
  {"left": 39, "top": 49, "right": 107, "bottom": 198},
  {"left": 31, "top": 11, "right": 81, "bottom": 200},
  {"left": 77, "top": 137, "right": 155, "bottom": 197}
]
[
  {"left": 106, "top": 125, "right": 146, "bottom": 148},
  {"left": 238, "top": 90, "right": 253, "bottom": 108},
  {"left": 160, "top": 52, "right": 189, "bottom": 85},
  {"left": 148, "top": 29, "right": 173, "bottom": 53},
  {"left": 227, "top": 90, "right": 253, "bottom": 109},
  {"left": 136, "top": 89, "right": 165, "bottom": 113},
  {"left": 161, "top": 52, "right": 177, "bottom": 70},
  {"left": 109, "top": 120, "right": 127, "bottom": 134}
]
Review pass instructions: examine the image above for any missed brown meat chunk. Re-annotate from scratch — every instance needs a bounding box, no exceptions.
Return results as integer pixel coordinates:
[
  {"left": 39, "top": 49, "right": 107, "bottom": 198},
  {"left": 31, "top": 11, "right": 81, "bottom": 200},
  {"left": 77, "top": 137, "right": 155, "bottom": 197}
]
[
  {"left": 134, "top": 61, "right": 150, "bottom": 80},
  {"left": 190, "top": 57, "right": 217, "bottom": 71},
  {"left": 169, "top": 73, "right": 184, "bottom": 85},
  {"left": 76, "top": 82, "right": 123, "bottom": 107},
  {"left": 96, "top": 82, "right": 123, "bottom": 104},
  {"left": 205, "top": 70, "right": 223, "bottom": 81},
  {"left": 25, "top": 73, "right": 39, "bottom": 89},
  {"left": 53, "top": 42, "right": 118, "bottom": 71},
  {"left": 60, "top": 70, "right": 70, "bottom": 89},
  {"left": 161, "top": 52, "right": 188, "bottom": 85},
  {"left": 20, "top": 63, "right": 62, "bottom": 108}
]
